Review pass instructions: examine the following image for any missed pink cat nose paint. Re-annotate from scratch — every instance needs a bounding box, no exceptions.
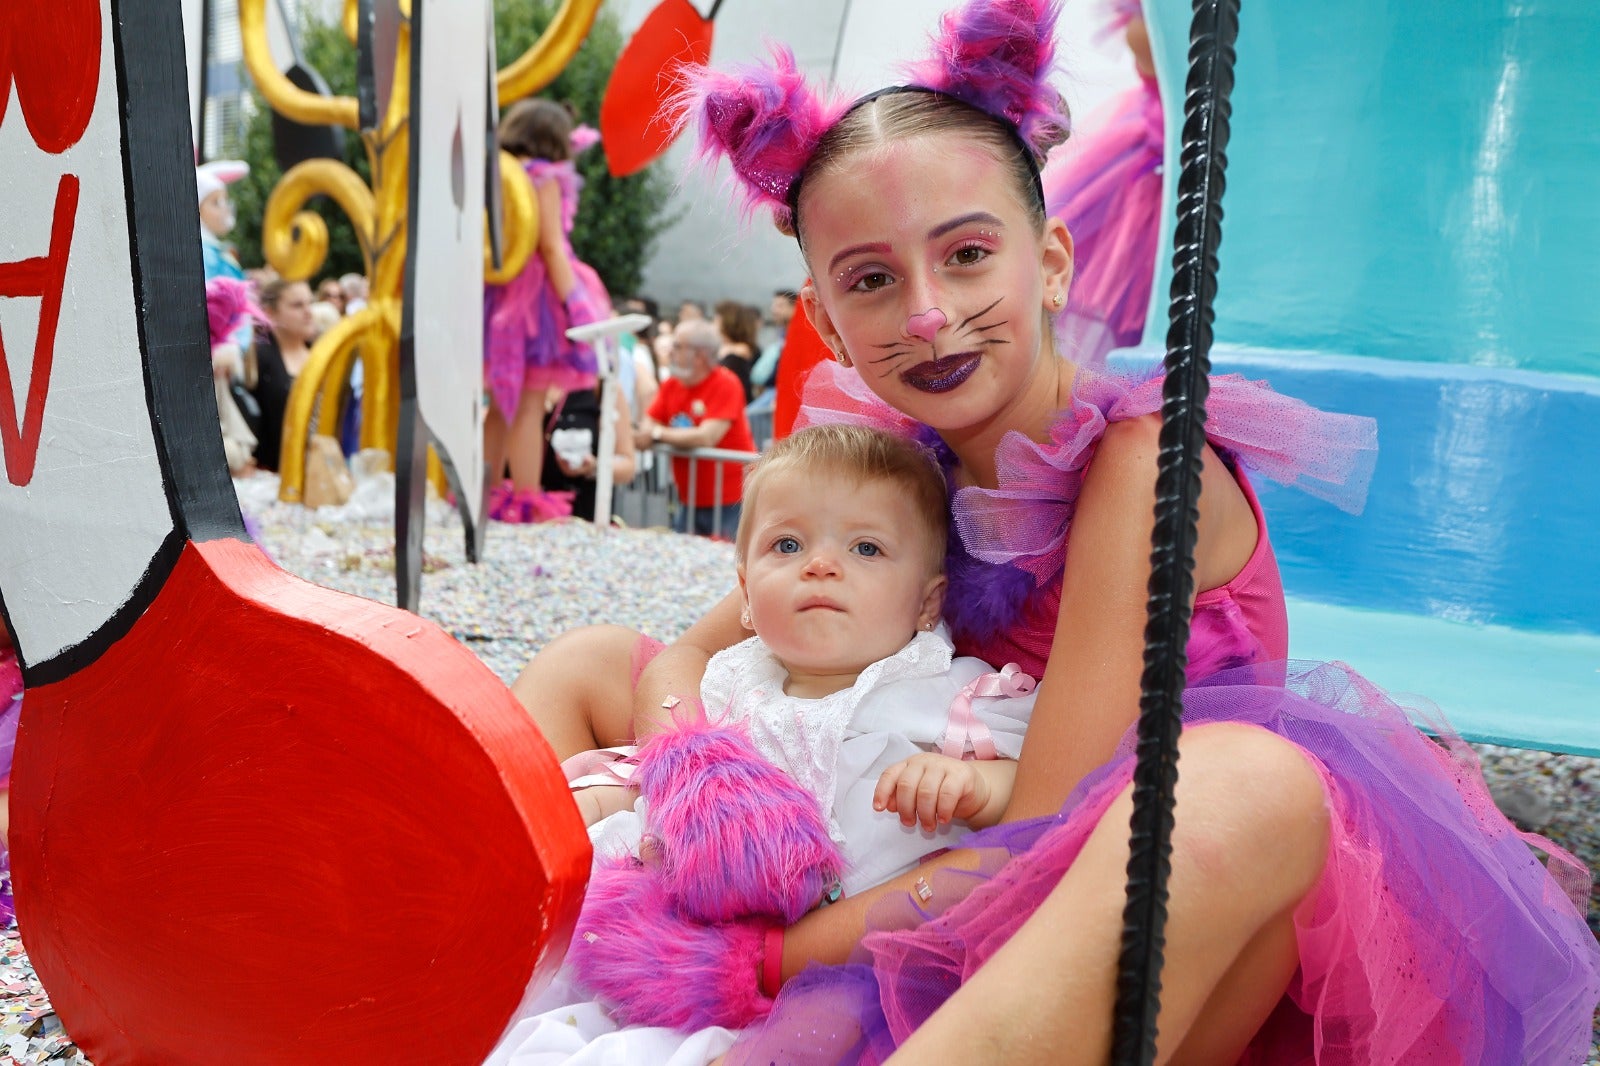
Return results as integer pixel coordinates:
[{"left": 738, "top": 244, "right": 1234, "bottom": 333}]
[{"left": 905, "top": 308, "right": 947, "bottom": 342}]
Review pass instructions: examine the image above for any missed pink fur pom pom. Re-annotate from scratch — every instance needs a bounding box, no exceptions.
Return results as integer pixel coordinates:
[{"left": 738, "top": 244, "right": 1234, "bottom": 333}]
[
  {"left": 901, "top": 0, "right": 1070, "bottom": 156},
  {"left": 636, "top": 710, "right": 845, "bottom": 925},
  {"left": 671, "top": 44, "right": 851, "bottom": 229},
  {"left": 570, "top": 855, "right": 774, "bottom": 1031}
]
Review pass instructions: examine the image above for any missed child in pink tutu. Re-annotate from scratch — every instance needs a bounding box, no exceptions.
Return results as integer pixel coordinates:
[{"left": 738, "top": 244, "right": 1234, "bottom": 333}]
[
  {"left": 1044, "top": 0, "right": 1163, "bottom": 364},
  {"left": 506, "top": 0, "right": 1599, "bottom": 1060},
  {"left": 483, "top": 99, "right": 613, "bottom": 523}
]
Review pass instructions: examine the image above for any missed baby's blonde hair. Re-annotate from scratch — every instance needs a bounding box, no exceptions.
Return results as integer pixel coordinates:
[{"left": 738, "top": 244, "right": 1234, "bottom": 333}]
[{"left": 735, "top": 424, "right": 948, "bottom": 574}]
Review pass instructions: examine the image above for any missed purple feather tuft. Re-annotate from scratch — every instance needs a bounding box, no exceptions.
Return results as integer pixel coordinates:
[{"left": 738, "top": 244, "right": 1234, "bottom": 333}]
[
  {"left": 670, "top": 44, "right": 851, "bottom": 229},
  {"left": 569, "top": 855, "right": 773, "bottom": 1031},
  {"left": 943, "top": 535, "right": 1044, "bottom": 649},
  {"left": 901, "top": 0, "right": 1070, "bottom": 156},
  {"left": 636, "top": 709, "right": 845, "bottom": 925}
]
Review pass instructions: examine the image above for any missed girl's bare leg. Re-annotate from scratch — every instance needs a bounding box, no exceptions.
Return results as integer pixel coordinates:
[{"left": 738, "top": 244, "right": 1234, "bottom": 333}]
[
  {"left": 511, "top": 623, "right": 642, "bottom": 761},
  {"left": 885, "top": 723, "right": 1330, "bottom": 1066},
  {"left": 506, "top": 387, "right": 552, "bottom": 492},
  {"left": 484, "top": 404, "right": 509, "bottom": 489}
]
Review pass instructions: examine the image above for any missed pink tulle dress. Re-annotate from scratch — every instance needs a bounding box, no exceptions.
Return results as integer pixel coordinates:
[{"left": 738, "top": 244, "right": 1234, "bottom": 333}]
[
  {"left": 1044, "top": 2, "right": 1164, "bottom": 364},
  {"left": 726, "top": 360, "right": 1600, "bottom": 1064},
  {"left": 483, "top": 158, "right": 612, "bottom": 421}
]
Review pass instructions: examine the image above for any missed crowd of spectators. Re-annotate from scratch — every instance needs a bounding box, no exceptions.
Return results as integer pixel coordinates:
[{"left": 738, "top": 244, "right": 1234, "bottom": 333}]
[{"left": 198, "top": 155, "right": 800, "bottom": 540}]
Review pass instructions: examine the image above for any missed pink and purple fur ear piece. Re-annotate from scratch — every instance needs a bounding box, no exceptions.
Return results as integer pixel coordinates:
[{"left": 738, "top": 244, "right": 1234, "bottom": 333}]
[
  {"left": 635, "top": 709, "right": 845, "bottom": 926},
  {"left": 570, "top": 855, "right": 774, "bottom": 1031},
  {"left": 674, "top": 0, "right": 1069, "bottom": 233},
  {"left": 671, "top": 43, "right": 851, "bottom": 230},
  {"left": 901, "top": 0, "right": 1071, "bottom": 154}
]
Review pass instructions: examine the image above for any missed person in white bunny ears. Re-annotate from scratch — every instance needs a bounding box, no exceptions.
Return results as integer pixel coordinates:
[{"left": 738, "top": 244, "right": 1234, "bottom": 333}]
[{"left": 197, "top": 159, "right": 249, "bottom": 283}]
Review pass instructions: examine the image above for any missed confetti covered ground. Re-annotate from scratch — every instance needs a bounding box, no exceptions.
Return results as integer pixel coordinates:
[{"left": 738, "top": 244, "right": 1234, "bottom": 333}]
[{"left": 1, "top": 477, "right": 1596, "bottom": 1062}]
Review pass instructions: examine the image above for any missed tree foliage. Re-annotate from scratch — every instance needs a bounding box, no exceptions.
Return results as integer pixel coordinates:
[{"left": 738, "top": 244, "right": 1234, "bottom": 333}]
[{"left": 232, "top": 0, "right": 675, "bottom": 297}]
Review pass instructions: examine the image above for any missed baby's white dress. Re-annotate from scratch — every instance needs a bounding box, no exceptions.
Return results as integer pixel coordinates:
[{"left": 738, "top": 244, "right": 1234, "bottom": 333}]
[{"left": 483, "top": 628, "right": 1037, "bottom": 1065}]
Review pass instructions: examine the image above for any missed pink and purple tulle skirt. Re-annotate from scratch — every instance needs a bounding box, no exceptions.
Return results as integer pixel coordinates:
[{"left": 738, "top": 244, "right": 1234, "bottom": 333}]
[{"left": 725, "top": 661, "right": 1600, "bottom": 1064}]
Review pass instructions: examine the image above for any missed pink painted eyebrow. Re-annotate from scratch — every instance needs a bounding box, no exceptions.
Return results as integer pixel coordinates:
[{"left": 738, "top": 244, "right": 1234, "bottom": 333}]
[
  {"left": 828, "top": 241, "right": 891, "bottom": 274},
  {"left": 826, "top": 213, "right": 1003, "bottom": 274},
  {"left": 929, "top": 212, "right": 1004, "bottom": 240}
]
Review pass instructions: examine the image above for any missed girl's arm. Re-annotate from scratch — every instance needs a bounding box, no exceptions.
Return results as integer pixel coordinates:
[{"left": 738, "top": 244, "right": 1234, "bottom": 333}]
[
  {"left": 781, "top": 415, "right": 1258, "bottom": 977},
  {"left": 533, "top": 177, "right": 577, "bottom": 301},
  {"left": 631, "top": 348, "right": 660, "bottom": 417},
  {"left": 630, "top": 589, "right": 748, "bottom": 740},
  {"left": 606, "top": 389, "right": 636, "bottom": 484},
  {"left": 1006, "top": 414, "right": 1256, "bottom": 818}
]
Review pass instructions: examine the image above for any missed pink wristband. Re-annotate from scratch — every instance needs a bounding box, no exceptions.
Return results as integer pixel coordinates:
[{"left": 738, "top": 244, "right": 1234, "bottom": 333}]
[{"left": 760, "top": 926, "right": 784, "bottom": 999}]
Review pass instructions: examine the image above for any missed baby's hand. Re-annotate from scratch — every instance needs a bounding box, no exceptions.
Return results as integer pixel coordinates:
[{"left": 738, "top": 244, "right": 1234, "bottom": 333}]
[{"left": 873, "top": 753, "right": 990, "bottom": 832}]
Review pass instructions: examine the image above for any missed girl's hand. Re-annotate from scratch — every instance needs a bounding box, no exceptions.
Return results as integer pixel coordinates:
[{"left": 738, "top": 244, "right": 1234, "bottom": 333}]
[{"left": 873, "top": 753, "right": 990, "bottom": 831}]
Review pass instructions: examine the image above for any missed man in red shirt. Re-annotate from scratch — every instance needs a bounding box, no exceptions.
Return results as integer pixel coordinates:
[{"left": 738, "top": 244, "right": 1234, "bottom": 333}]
[{"left": 636, "top": 320, "right": 756, "bottom": 538}]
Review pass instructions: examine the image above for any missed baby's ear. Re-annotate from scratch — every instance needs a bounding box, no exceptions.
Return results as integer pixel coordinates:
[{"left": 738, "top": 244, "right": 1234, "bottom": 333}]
[{"left": 920, "top": 573, "right": 949, "bottom": 629}]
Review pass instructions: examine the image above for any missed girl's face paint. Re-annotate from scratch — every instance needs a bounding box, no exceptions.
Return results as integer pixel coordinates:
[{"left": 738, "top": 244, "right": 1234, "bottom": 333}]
[
  {"left": 798, "top": 135, "right": 1073, "bottom": 438},
  {"left": 905, "top": 307, "right": 947, "bottom": 343}
]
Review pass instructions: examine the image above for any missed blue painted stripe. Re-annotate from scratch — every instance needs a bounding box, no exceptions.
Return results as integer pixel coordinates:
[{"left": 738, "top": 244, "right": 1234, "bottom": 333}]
[{"left": 1109, "top": 347, "right": 1600, "bottom": 635}]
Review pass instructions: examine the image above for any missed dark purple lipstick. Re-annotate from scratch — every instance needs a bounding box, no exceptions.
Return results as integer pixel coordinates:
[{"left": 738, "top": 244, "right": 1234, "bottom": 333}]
[{"left": 901, "top": 352, "right": 981, "bottom": 393}]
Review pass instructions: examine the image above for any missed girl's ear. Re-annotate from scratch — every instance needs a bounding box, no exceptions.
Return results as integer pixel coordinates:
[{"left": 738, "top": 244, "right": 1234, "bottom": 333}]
[
  {"left": 800, "top": 281, "right": 845, "bottom": 356},
  {"left": 1041, "top": 217, "right": 1074, "bottom": 312}
]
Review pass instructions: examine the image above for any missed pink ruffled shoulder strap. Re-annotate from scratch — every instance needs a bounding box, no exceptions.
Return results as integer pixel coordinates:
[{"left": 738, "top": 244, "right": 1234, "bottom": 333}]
[
  {"left": 523, "top": 158, "right": 582, "bottom": 233},
  {"left": 1091, "top": 369, "right": 1379, "bottom": 515}
]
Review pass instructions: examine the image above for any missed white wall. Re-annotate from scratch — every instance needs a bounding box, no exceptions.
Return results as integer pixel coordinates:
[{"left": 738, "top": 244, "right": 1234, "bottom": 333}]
[{"left": 611, "top": 0, "right": 1140, "bottom": 311}]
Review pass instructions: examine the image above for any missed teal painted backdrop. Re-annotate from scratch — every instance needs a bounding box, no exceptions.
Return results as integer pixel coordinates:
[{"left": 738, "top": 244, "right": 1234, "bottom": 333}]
[{"left": 1144, "top": 0, "right": 1600, "bottom": 378}]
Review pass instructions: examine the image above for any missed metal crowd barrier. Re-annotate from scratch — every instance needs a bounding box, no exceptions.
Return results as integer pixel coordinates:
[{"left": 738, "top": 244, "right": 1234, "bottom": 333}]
[{"left": 611, "top": 443, "right": 761, "bottom": 539}]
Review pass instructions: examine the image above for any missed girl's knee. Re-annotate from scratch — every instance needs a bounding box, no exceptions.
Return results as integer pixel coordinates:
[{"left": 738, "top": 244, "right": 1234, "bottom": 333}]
[
  {"left": 1171, "top": 724, "right": 1330, "bottom": 898},
  {"left": 512, "top": 625, "right": 642, "bottom": 736}
]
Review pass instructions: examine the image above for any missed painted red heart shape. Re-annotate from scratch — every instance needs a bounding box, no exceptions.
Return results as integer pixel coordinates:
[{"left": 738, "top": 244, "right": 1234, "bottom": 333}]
[{"left": 0, "top": 0, "right": 100, "bottom": 154}]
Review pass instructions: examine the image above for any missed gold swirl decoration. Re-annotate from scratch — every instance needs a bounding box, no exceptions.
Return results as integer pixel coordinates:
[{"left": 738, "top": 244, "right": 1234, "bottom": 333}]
[{"left": 240, "top": 0, "right": 602, "bottom": 503}]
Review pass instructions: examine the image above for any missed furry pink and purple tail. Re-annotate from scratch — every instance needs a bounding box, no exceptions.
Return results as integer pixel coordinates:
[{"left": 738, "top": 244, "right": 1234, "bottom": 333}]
[
  {"left": 570, "top": 854, "right": 774, "bottom": 1031},
  {"left": 670, "top": 44, "right": 851, "bottom": 230},
  {"left": 636, "top": 710, "right": 845, "bottom": 925},
  {"left": 901, "top": 0, "right": 1070, "bottom": 156}
]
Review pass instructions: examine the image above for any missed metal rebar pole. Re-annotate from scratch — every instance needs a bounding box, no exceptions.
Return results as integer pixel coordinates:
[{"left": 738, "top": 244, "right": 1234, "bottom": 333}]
[{"left": 1110, "top": 0, "right": 1241, "bottom": 1062}]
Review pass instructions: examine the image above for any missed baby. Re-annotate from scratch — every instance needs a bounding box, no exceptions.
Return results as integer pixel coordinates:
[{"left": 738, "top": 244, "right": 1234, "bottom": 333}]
[{"left": 568, "top": 425, "right": 1038, "bottom": 1031}]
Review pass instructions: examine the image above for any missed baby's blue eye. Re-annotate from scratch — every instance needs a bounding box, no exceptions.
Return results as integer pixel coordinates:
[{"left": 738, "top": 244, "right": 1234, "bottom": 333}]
[
  {"left": 774, "top": 536, "right": 801, "bottom": 554},
  {"left": 853, "top": 542, "right": 882, "bottom": 558}
]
